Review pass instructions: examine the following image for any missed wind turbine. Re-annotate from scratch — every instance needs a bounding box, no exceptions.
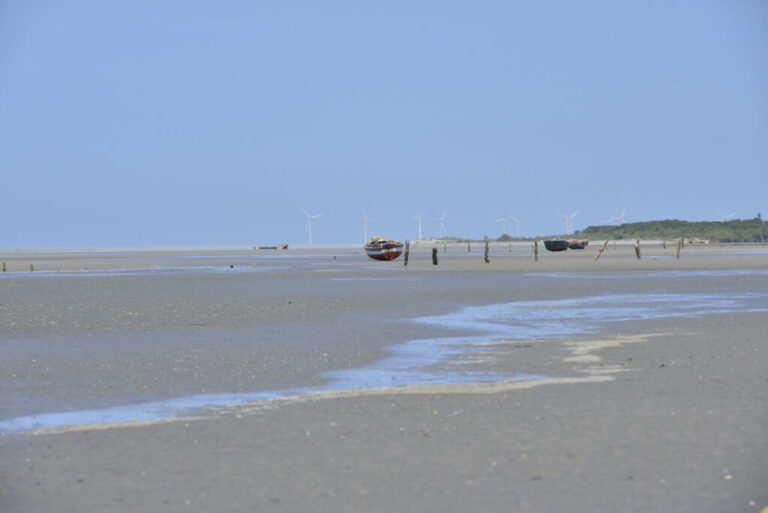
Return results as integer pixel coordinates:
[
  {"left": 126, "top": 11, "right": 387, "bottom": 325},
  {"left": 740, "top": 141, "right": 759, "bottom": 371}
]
[
  {"left": 606, "top": 208, "right": 626, "bottom": 225},
  {"left": 430, "top": 211, "right": 447, "bottom": 239},
  {"left": 560, "top": 211, "right": 578, "bottom": 235},
  {"left": 361, "top": 209, "right": 372, "bottom": 241},
  {"left": 496, "top": 215, "right": 508, "bottom": 236},
  {"left": 510, "top": 216, "right": 521, "bottom": 237},
  {"left": 718, "top": 212, "right": 736, "bottom": 222},
  {"left": 411, "top": 210, "right": 425, "bottom": 240},
  {"left": 300, "top": 208, "right": 322, "bottom": 245}
]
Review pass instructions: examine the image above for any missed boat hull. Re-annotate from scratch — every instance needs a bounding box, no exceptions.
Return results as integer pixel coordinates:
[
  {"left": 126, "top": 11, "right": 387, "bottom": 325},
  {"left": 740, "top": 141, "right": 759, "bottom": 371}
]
[
  {"left": 568, "top": 240, "right": 589, "bottom": 250},
  {"left": 544, "top": 240, "right": 569, "bottom": 252},
  {"left": 365, "top": 247, "right": 403, "bottom": 261}
]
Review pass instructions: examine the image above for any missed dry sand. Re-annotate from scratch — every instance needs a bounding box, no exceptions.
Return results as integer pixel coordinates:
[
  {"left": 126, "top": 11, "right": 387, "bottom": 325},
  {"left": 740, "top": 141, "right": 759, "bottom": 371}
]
[{"left": 1, "top": 243, "right": 767, "bottom": 512}]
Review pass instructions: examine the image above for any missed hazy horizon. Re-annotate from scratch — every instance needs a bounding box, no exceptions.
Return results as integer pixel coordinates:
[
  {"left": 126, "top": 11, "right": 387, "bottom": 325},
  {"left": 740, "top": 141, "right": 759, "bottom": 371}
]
[{"left": 1, "top": 214, "right": 765, "bottom": 250}]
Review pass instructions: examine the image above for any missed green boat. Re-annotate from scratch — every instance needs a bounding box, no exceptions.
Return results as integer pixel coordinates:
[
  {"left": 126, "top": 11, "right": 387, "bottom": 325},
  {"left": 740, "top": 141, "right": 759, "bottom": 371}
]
[{"left": 544, "top": 240, "right": 569, "bottom": 252}]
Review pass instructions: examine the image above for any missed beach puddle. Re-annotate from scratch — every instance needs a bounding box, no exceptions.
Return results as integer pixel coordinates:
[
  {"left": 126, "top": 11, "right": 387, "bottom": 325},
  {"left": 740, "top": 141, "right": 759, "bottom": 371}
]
[{"left": 2, "top": 290, "right": 766, "bottom": 434}]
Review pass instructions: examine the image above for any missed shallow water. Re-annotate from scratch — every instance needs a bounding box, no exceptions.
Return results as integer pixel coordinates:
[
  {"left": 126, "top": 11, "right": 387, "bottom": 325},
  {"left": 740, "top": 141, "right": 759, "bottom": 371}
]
[
  {"left": 526, "top": 269, "right": 768, "bottom": 280},
  {"left": 0, "top": 265, "right": 291, "bottom": 278},
  {"left": 2, "top": 286, "right": 766, "bottom": 434}
]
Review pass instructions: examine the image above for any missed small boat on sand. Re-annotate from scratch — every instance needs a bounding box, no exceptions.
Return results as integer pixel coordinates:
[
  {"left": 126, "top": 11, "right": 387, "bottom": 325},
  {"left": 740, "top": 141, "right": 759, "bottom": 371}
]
[
  {"left": 254, "top": 244, "right": 289, "bottom": 251},
  {"left": 364, "top": 236, "right": 404, "bottom": 261},
  {"left": 567, "top": 239, "right": 589, "bottom": 250},
  {"left": 543, "top": 240, "right": 569, "bottom": 252}
]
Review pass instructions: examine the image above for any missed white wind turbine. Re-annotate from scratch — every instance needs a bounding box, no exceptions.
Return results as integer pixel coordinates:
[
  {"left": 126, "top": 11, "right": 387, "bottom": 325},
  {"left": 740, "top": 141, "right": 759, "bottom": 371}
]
[
  {"left": 431, "top": 211, "right": 447, "bottom": 239},
  {"left": 606, "top": 208, "right": 626, "bottom": 225},
  {"left": 496, "top": 215, "right": 508, "bottom": 236},
  {"left": 560, "top": 211, "right": 578, "bottom": 235},
  {"left": 300, "top": 208, "right": 322, "bottom": 245},
  {"left": 510, "top": 216, "right": 521, "bottom": 237},
  {"left": 361, "top": 209, "right": 372, "bottom": 241},
  {"left": 411, "top": 210, "right": 425, "bottom": 240},
  {"left": 718, "top": 212, "right": 735, "bottom": 222}
]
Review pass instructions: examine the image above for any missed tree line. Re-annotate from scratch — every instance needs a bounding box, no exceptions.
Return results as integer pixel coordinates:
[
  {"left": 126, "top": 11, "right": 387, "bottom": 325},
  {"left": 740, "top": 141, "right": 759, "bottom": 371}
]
[{"left": 578, "top": 216, "right": 767, "bottom": 243}]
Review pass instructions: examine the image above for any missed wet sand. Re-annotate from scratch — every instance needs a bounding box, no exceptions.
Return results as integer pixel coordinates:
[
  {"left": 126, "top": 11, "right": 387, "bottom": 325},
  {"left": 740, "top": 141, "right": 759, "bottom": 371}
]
[{"left": 1, "top": 243, "right": 767, "bottom": 512}]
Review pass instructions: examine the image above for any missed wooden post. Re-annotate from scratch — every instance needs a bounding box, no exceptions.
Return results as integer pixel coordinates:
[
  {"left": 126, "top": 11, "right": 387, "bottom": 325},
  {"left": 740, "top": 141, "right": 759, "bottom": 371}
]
[
  {"left": 404, "top": 240, "right": 410, "bottom": 266},
  {"left": 30, "top": 264, "right": 34, "bottom": 272},
  {"left": 634, "top": 239, "right": 641, "bottom": 260},
  {"left": 676, "top": 238, "right": 682, "bottom": 260},
  {"left": 432, "top": 247, "right": 438, "bottom": 265},
  {"left": 467, "top": 243, "right": 471, "bottom": 253},
  {"left": 534, "top": 240, "right": 539, "bottom": 262},
  {"left": 662, "top": 240, "right": 666, "bottom": 249},
  {"left": 444, "top": 242, "right": 447, "bottom": 253},
  {"left": 594, "top": 239, "right": 610, "bottom": 261},
  {"left": 2, "top": 262, "right": 5, "bottom": 272},
  {"left": 509, "top": 242, "right": 512, "bottom": 253},
  {"left": 484, "top": 239, "right": 490, "bottom": 264}
]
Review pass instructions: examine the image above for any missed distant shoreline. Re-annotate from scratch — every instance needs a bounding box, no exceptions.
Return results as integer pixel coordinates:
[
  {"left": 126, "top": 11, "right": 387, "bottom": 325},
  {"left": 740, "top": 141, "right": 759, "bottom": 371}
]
[
  {"left": 0, "top": 241, "right": 766, "bottom": 274},
  {"left": 2, "top": 239, "right": 766, "bottom": 255}
]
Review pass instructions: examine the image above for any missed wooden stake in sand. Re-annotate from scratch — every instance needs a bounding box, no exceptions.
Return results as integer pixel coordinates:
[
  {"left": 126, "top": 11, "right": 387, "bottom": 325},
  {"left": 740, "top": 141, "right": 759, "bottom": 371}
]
[
  {"left": 676, "top": 238, "right": 682, "bottom": 260},
  {"left": 484, "top": 239, "right": 490, "bottom": 264},
  {"left": 534, "top": 240, "right": 539, "bottom": 262},
  {"left": 432, "top": 247, "right": 438, "bottom": 266},
  {"left": 634, "top": 239, "right": 641, "bottom": 260},
  {"left": 404, "top": 240, "right": 410, "bottom": 266},
  {"left": 30, "top": 264, "right": 34, "bottom": 272},
  {"left": 2, "top": 262, "right": 5, "bottom": 272},
  {"left": 594, "top": 239, "right": 610, "bottom": 261}
]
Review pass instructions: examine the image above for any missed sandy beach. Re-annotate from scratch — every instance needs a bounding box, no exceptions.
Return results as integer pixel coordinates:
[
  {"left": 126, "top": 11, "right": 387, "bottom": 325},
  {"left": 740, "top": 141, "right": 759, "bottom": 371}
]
[{"left": 1, "top": 242, "right": 767, "bottom": 512}]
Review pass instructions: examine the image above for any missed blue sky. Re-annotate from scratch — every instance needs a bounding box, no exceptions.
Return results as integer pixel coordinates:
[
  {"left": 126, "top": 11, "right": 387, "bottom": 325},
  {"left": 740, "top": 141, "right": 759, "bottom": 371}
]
[{"left": 2, "top": 0, "right": 766, "bottom": 247}]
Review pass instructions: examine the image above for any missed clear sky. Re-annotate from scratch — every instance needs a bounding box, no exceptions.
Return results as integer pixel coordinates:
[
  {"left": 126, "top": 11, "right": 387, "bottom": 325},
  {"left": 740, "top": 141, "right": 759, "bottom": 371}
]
[{"left": 2, "top": 0, "right": 766, "bottom": 247}]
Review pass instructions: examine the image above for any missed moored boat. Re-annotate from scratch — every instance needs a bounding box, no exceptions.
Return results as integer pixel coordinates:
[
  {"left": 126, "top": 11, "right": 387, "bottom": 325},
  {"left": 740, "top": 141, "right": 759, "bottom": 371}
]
[
  {"left": 544, "top": 240, "right": 569, "bottom": 252},
  {"left": 567, "top": 239, "right": 589, "bottom": 250},
  {"left": 364, "top": 236, "right": 404, "bottom": 261},
  {"left": 254, "top": 244, "right": 289, "bottom": 250}
]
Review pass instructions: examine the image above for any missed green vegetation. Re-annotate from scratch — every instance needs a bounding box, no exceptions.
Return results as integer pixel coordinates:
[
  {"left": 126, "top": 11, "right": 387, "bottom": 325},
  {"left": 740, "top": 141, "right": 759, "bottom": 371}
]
[
  {"left": 579, "top": 216, "right": 768, "bottom": 243},
  {"left": 421, "top": 216, "right": 768, "bottom": 243}
]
